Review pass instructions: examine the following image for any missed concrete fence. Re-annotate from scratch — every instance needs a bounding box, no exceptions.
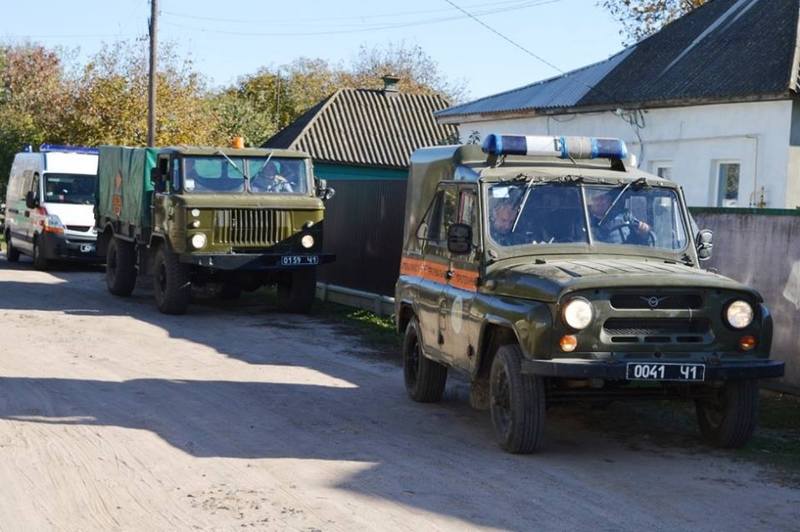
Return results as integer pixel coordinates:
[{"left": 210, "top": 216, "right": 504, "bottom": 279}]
[{"left": 691, "top": 208, "right": 800, "bottom": 391}]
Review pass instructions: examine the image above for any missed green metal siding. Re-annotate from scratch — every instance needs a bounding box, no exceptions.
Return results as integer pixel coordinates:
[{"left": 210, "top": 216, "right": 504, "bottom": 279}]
[{"left": 314, "top": 163, "right": 408, "bottom": 181}]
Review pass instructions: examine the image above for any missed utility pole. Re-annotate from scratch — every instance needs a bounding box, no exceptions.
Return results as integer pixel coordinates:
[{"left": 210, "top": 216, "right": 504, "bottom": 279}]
[{"left": 147, "top": 0, "right": 158, "bottom": 147}]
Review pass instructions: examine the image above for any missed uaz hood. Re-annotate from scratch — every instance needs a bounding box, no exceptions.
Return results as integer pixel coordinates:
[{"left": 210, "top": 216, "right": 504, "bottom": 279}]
[{"left": 486, "top": 258, "right": 758, "bottom": 303}]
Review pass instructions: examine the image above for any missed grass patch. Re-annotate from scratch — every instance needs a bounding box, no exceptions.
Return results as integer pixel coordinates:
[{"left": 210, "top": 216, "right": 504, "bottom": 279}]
[{"left": 311, "top": 300, "right": 399, "bottom": 351}]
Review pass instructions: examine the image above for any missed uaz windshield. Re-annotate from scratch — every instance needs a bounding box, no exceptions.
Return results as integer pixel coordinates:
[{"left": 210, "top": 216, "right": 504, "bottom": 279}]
[
  {"left": 182, "top": 156, "right": 308, "bottom": 195},
  {"left": 488, "top": 182, "right": 688, "bottom": 251},
  {"left": 44, "top": 173, "right": 96, "bottom": 205}
]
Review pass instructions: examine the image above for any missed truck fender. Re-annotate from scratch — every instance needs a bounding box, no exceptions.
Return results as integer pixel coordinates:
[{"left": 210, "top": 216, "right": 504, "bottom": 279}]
[{"left": 473, "top": 315, "right": 523, "bottom": 379}]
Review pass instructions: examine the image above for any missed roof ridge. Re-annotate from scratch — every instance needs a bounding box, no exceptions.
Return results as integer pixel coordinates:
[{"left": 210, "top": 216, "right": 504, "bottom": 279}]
[{"left": 287, "top": 90, "right": 342, "bottom": 149}]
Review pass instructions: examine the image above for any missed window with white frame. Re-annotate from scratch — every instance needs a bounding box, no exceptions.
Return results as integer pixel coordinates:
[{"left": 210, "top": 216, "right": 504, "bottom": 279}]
[
  {"left": 716, "top": 161, "right": 741, "bottom": 207},
  {"left": 651, "top": 162, "right": 673, "bottom": 181}
]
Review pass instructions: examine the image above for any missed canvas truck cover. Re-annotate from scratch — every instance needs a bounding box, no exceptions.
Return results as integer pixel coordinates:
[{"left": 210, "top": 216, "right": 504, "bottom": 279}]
[{"left": 96, "top": 146, "right": 157, "bottom": 230}]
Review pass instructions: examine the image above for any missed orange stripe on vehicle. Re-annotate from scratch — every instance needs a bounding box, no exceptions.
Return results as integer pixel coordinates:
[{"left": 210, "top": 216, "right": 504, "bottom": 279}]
[{"left": 401, "top": 257, "right": 479, "bottom": 293}]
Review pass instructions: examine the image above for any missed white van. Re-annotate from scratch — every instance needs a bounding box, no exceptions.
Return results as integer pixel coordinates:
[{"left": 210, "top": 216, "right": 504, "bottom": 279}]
[{"left": 3, "top": 145, "right": 100, "bottom": 269}]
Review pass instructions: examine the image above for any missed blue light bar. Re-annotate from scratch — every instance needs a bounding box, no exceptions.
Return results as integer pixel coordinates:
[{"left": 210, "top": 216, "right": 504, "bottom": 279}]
[
  {"left": 481, "top": 134, "right": 628, "bottom": 160},
  {"left": 39, "top": 144, "right": 99, "bottom": 155}
]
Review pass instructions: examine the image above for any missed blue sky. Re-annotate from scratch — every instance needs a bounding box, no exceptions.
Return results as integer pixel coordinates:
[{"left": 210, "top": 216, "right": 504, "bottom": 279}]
[{"left": 0, "top": 0, "right": 626, "bottom": 102}]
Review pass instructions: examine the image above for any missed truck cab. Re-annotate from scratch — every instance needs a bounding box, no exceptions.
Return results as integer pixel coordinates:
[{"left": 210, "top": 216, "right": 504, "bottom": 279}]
[
  {"left": 96, "top": 145, "right": 334, "bottom": 314},
  {"left": 395, "top": 135, "right": 784, "bottom": 454}
]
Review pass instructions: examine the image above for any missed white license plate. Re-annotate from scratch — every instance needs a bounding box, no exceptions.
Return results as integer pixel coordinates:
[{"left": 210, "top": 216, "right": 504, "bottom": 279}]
[
  {"left": 281, "top": 255, "right": 319, "bottom": 266},
  {"left": 80, "top": 244, "right": 95, "bottom": 253},
  {"left": 626, "top": 362, "right": 705, "bottom": 382}
]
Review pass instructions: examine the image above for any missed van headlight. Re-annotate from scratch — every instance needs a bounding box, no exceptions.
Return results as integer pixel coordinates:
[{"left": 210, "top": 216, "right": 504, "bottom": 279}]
[
  {"left": 191, "top": 233, "right": 207, "bottom": 249},
  {"left": 725, "top": 300, "right": 753, "bottom": 329},
  {"left": 562, "top": 298, "right": 593, "bottom": 330},
  {"left": 301, "top": 234, "right": 315, "bottom": 249}
]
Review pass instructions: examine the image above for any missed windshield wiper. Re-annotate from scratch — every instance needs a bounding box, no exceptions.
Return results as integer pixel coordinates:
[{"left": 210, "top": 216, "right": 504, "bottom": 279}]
[
  {"left": 597, "top": 177, "right": 648, "bottom": 226},
  {"left": 511, "top": 178, "right": 536, "bottom": 233},
  {"left": 214, "top": 150, "right": 247, "bottom": 180}
]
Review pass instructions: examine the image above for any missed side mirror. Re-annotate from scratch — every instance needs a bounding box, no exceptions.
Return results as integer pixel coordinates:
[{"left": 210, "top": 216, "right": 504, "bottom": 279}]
[
  {"left": 316, "top": 179, "right": 335, "bottom": 201},
  {"left": 25, "top": 191, "right": 38, "bottom": 209},
  {"left": 696, "top": 229, "right": 713, "bottom": 261},
  {"left": 447, "top": 223, "right": 473, "bottom": 255}
]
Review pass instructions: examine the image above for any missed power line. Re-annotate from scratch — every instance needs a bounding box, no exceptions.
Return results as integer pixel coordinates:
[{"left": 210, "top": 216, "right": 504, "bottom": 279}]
[
  {"left": 162, "top": 0, "right": 543, "bottom": 25},
  {"left": 443, "top": 0, "right": 565, "bottom": 75},
  {"left": 161, "top": 0, "right": 559, "bottom": 38}
]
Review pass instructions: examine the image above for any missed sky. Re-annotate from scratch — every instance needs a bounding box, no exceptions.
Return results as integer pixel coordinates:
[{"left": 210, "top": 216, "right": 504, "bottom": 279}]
[{"left": 0, "top": 0, "right": 627, "bottom": 102}]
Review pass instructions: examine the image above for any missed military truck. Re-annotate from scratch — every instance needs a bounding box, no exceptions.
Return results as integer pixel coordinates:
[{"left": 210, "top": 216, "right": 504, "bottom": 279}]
[
  {"left": 95, "top": 145, "right": 334, "bottom": 315},
  {"left": 395, "top": 134, "right": 784, "bottom": 454}
]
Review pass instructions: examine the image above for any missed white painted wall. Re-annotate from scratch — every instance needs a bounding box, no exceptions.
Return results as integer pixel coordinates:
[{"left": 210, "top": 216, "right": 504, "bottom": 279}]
[{"left": 453, "top": 100, "right": 795, "bottom": 208}]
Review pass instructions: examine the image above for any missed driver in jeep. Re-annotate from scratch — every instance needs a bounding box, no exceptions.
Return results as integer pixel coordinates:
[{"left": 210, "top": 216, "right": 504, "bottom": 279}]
[{"left": 586, "top": 188, "right": 652, "bottom": 244}]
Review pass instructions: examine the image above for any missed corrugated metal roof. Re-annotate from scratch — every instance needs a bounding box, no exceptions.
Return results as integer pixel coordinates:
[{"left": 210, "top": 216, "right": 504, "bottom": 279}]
[
  {"left": 438, "top": 0, "right": 800, "bottom": 119},
  {"left": 264, "top": 88, "right": 456, "bottom": 169},
  {"left": 437, "top": 48, "right": 634, "bottom": 118}
]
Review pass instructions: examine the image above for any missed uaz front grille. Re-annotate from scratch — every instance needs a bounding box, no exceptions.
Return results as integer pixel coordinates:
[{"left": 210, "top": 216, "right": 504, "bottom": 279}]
[
  {"left": 610, "top": 294, "right": 703, "bottom": 310},
  {"left": 212, "top": 209, "right": 293, "bottom": 247},
  {"left": 603, "top": 318, "right": 711, "bottom": 344}
]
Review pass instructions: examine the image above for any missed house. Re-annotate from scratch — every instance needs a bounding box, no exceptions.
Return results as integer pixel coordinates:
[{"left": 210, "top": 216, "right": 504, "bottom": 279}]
[
  {"left": 264, "top": 76, "right": 455, "bottom": 297},
  {"left": 436, "top": 0, "right": 800, "bottom": 209}
]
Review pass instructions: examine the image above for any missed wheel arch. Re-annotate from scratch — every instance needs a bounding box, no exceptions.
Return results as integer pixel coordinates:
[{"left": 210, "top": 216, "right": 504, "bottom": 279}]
[{"left": 474, "top": 316, "right": 522, "bottom": 380}]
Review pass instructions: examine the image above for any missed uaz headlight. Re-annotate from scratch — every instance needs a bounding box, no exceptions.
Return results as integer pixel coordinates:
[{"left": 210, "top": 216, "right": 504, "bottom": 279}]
[
  {"left": 191, "top": 233, "right": 207, "bottom": 249},
  {"left": 562, "top": 298, "right": 593, "bottom": 330},
  {"left": 725, "top": 300, "right": 753, "bottom": 329}
]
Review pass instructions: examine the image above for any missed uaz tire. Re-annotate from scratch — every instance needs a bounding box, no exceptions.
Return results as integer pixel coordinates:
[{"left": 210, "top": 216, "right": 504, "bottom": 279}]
[
  {"left": 489, "top": 344, "right": 546, "bottom": 454},
  {"left": 106, "top": 238, "right": 137, "bottom": 296},
  {"left": 153, "top": 245, "right": 191, "bottom": 315},
  {"left": 696, "top": 379, "right": 759, "bottom": 449},
  {"left": 403, "top": 317, "right": 447, "bottom": 403}
]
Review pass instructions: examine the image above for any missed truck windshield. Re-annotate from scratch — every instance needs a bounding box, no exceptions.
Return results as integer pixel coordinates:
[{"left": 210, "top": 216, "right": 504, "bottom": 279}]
[
  {"left": 488, "top": 182, "right": 688, "bottom": 251},
  {"left": 43, "top": 173, "right": 96, "bottom": 205},
  {"left": 183, "top": 156, "right": 308, "bottom": 194}
]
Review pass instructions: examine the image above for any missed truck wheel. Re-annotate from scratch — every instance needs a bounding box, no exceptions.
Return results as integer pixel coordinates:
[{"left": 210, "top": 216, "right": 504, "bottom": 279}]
[
  {"left": 32, "top": 237, "right": 49, "bottom": 271},
  {"left": 276, "top": 269, "right": 316, "bottom": 313},
  {"left": 153, "top": 245, "right": 191, "bottom": 315},
  {"left": 696, "top": 380, "right": 759, "bottom": 449},
  {"left": 402, "top": 317, "right": 447, "bottom": 403},
  {"left": 106, "top": 238, "right": 137, "bottom": 296},
  {"left": 5, "top": 232, "right": 20, "bottom": 262},
  {"left": 489, "top": 344, "right": 546, "bottom": 454}
]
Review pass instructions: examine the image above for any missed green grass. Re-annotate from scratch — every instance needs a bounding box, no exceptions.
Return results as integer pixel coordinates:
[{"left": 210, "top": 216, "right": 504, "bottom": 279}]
[{"left": 311, "top": 300, "right": 399, "bottom": 350}]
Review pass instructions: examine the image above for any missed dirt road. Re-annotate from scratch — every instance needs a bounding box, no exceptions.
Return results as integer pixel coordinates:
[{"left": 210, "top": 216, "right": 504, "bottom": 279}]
[{"left": 0, "top": 257, "right": 798, "bottom": 531}]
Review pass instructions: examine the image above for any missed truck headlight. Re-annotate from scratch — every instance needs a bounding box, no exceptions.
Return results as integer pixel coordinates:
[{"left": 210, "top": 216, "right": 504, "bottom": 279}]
[
  {"left": 725, "top": 300, "right": 753, "bottom": 329},
  {"left": 301, "top": 234, "right": 315, "bottom": 249},
  {"left": 191, "top": 233, "right": 207, "bottom": 249},
  {"left": 562, "top": 298, "right": 593, "bottom": 330}
]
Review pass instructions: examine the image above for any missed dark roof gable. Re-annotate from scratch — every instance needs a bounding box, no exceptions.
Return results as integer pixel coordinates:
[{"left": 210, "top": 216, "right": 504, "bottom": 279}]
[
  {"left": 264, "top": 88, "right": 456, "bottom": 169},
  {"left": 438, "top": 0, "right": 800, "bottom": 119}
]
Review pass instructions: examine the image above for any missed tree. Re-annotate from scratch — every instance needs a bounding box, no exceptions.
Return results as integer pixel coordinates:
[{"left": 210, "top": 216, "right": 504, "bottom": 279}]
[
  {"left": 66, "top": 41, "right": 218, "bottom": 147},
  {"left": 601, "top": 0, "right": 708, "bottom": 44},
  {"left": 0, "top": 44, "right": 72, "bottom": 198}
]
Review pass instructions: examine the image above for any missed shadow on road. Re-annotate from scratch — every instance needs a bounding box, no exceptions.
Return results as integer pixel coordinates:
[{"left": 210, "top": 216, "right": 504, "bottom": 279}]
[{"left": 0, "top": 257, "right": 758, "bottom": 529}]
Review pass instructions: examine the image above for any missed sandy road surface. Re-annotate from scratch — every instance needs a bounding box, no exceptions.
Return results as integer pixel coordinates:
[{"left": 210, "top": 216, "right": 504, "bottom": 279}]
[{"left": 0, "top": 257, "right": 798, "bottom": 531}]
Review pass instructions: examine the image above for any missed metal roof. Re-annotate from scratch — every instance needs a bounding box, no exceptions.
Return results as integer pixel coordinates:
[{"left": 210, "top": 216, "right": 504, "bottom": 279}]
[
  {"left": 264, "top": 88, "right": 456, "bottom": 169},
  {"left": 438, "top": 0, "right": 800, "bottom": 120}
]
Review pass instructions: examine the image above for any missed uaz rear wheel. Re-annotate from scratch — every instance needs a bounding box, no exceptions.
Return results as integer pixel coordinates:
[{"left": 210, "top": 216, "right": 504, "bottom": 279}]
[{"left": 403, "top": 317, "right": 447, "bottom": 403}]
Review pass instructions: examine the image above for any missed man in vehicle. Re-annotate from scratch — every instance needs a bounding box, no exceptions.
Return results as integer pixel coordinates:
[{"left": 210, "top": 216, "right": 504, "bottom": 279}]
[
  {"left": 587, "top": 187, "right": 651, "bottom": 244},
  {"left": 489, "top": 197, "right": 524, "bottom": 246},
  {"left": 251, "top": 161, "right": 294, "bottom": 193}
]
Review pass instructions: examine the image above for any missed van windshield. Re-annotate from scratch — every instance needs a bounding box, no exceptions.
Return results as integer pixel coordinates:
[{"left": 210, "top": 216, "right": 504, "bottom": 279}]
[{"left": 44, "top": 173, "right": 96, "bottom": 205}]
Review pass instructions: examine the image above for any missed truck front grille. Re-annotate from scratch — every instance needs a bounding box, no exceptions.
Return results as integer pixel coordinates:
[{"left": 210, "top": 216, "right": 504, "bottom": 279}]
[
  {"left": 212, "top": 209, "right": 293, "bottom": 247},
  {"left": 610, "top": 294, "right": 703, "bottom": 310},
  {"left": 603, "top": 318, "right": 711, "bottom": 344}
]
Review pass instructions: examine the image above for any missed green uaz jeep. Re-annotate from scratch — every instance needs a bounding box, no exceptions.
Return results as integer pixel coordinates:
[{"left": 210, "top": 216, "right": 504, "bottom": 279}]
[{"left": 395, "top": 134, "right": 784, "bottom": 454}]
